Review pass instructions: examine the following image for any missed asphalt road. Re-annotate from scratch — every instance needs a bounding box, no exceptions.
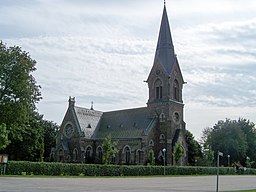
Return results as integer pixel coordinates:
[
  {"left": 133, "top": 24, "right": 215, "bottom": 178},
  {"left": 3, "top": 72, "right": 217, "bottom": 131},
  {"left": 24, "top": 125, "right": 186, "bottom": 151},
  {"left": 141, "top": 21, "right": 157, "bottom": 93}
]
[{"left": 0, "top": 175, "right": 256, "bottom": 192}]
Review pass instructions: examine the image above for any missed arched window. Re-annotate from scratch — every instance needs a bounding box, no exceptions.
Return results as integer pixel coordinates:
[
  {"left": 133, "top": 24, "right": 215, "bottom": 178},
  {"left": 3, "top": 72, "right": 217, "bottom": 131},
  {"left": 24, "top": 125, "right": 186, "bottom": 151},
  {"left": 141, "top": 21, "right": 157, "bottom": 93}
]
[
  {"left": 149, "top": 139, "right": 154, "bottom": 146},
  {"left": 85, "top": 146, "right": 92, "bottom": 163},
  {"left": 97, "top": 146, "right": 103, "bottom": 163},
  {"left": 58, "top": 148, "right": 64, "bottom": 162},
  {"left": 155, "top": 79, "right": 163, "bottom": 99},
  {"left": 137, "top": 150, "right": 144, "bottom": 164},
  {"left": 124, "top": 146, "right": 131, "bottom": 164},
  {"left": 159, "top": 134, "right": 165, "bottom": 140},
  {"left": 173, "top": 79, "right": 179, "bottom": 101},
  {"left": 73, "top": 148, "right": 78, "bottom": 162}
]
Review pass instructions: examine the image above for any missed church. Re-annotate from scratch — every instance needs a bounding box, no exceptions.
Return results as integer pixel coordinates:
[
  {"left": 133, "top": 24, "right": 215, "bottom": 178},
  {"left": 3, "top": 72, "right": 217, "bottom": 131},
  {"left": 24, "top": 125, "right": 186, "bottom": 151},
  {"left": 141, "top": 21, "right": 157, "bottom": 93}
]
[{"left": 54, "top": 3, "right": 187, "bottom": 165}]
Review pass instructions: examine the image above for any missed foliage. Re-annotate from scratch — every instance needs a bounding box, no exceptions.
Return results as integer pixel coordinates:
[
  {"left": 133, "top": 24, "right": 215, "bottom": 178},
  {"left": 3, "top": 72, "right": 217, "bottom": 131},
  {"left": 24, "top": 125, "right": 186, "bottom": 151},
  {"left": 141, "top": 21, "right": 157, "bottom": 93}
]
[
  {"left": 185, "top": 130, "right": 202, "bottom": 165},
  {"left": 0, "top": 123, "right": 10, "bottom": 150},
  {"left": 201, "top": 118, "right": 256, "bottom": 167},
  {"left": 149, "top": 149, "right": 155, "bottom": 165},
  {"left": 0, "top": 41, "right": 43, "bottom": 161},
  {"left": 6, "top": 161, "right": 240, "bottom": 176},
  {"left": 173, "top": 143, "right": 184, "bottom": 165},
  {"left": 42, "top": 120, "right": 59, "bottom": 161},
  {"left": 102, "top": 134, "right": 118, "bottom": 165}
]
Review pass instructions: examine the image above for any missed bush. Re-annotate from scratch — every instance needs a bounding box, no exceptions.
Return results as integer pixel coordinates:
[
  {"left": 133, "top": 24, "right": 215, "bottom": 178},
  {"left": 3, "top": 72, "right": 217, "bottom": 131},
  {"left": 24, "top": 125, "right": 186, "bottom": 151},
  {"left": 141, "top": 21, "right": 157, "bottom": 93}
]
[{"left": 5, "top": 161, "right": 244, "bottom": 176}]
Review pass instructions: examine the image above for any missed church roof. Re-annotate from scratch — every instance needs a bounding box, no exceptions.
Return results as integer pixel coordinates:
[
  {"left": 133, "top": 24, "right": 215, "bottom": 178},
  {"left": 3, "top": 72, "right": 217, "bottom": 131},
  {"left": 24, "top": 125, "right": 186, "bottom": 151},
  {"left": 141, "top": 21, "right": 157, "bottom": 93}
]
[
  {"left": 74, "top": 106, "right": 103, "bottom": 138},
  {"left": 95, "top": 107, "right": 156, "bottom": 140},
  {"left": 153, "top": 4, "right": 176, "bottom": 75}
]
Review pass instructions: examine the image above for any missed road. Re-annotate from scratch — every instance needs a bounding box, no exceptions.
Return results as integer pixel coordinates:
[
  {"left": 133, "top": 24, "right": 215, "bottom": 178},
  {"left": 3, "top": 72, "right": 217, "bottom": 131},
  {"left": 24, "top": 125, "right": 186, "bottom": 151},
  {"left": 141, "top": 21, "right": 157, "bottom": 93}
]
[{"left": 0, "top": 175, "right": 256, "bottom": 192}]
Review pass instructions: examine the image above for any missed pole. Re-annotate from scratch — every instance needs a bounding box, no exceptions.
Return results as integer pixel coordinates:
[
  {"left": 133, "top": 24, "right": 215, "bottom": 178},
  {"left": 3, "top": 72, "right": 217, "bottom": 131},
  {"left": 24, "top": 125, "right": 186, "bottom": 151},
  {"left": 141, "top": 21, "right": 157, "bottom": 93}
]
[
  {"left": 216, "top": 151, "right": 223, "bottom": 192},
  {"left": 216, "top": 153, "right": 219, "bottom": 192},
  {"left": 163, "top": 148, "right": 166, "bottom": 176}
]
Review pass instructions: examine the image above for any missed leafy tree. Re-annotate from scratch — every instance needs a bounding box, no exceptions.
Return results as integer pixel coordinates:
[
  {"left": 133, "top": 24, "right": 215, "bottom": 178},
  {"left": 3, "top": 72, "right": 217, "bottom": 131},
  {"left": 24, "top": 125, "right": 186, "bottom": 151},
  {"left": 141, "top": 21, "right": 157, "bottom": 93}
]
[
  {"left": 149, "top": 149, "right": 155, "bottom": 165},
  {"left": 0, "top": 123, "right": 10, "bottom": 150},
  {"left": 238, "top": 118, "right": 256, "bottom": 164},
  {"left": 185, "top": 130, "right": 202, "bottom": 165},
  {"left": 173, "top": 143, "right": 184, "bottom": 165},
  {"left": 201, "top": 118, "right": 256, "bottom": 166},
  {"left": 42, "top": 120, "right": 59, "bottom": 161},
  {"left": 0, "top": 41, "right": 42, "bottom": 160},
  {"left": 102, "top": 134, "right": 118, "bottom": 164}
]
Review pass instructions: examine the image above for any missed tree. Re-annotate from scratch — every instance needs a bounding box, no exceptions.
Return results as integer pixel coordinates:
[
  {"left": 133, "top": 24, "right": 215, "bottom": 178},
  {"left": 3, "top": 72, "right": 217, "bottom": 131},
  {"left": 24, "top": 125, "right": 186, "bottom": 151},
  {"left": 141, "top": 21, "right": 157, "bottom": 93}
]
[
  {"left": 0, "top": 41, "right": 42, "bottom": 160},
  {"left": 185, "top": 130, "right": 202, "bottom": 165},
  {"left": 173, "top": 143, "right": 184, "bottom": 165},
  {"left": 42, "top": 120, "right": 59, "bottom": 161},
  {"left": 102, "top": 134, "right": 118, "bottom": 164},
  {"left": 201, "top": 118, "right": 256, "bottom": 166},
  {"left": 149, "top": 149, "right": 155, "bottom": 165},
  {"left": 0, "top": 123, "right": 10, "bottom": 150}
]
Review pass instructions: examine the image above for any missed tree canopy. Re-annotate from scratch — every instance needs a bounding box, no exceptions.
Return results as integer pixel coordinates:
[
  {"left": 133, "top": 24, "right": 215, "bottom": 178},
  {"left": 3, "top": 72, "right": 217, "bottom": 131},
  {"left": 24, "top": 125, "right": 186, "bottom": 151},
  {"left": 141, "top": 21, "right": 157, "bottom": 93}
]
[
  {"left": 102, "top": 134, "right": 118, "bottom": 165},
  {"left": 0, "top": 41, "right": 44, "bottom": 160},
  {"left": 185, "top": 130, "right": 202, "bottom": 165},
  {"left": 202, "top": 118, "right": 256, "bottom": 167}
]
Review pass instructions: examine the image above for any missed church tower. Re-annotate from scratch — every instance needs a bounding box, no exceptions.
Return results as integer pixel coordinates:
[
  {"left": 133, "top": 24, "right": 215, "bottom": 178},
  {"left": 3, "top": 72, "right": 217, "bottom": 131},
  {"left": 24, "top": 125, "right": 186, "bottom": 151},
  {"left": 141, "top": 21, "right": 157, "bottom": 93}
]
[{"left": 146, "top": 3, "right": 186, "bottom": 165}]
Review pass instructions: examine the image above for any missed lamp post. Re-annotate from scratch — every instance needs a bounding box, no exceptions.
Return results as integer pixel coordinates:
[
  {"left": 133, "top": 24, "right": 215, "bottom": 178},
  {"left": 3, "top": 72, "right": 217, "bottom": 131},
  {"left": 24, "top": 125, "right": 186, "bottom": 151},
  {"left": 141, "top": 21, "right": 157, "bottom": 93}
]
[
  {"left": 227, "top": 155, "right": 230, "bottom": 167},
  {"left": 163, "top": 148, "right": 166, "bottom": 175},
  {"left": 216, "top": 151, "right": 223, "bottom": 192},
  {"left": 246, "top": 156, "right": 250, "bottom": 168}
]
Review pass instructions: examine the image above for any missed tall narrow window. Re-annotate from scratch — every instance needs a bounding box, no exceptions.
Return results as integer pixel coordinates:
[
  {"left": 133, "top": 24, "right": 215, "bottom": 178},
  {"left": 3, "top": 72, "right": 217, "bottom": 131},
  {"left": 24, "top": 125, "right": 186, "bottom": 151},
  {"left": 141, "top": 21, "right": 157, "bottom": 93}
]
[
  {"left": 155, "top": 79, "right": 163, "bottom": 99},
  {"left": 97, "top": 147, "right": 103, "bottom": 163},
  {"left": 58, "top": 149, "right": 64, "bottom": 162},
  {"left": 124, "top": 146, "right": 131, "bottom": 164},
  {"left": 73, "top": 148, "right": 78, "bottom": 162},
  {"left": 85, "top": 146, "right": 92, "bottom": 163},
  {"left": 173, "top": 79, "right": 179, "bottom": 101}
]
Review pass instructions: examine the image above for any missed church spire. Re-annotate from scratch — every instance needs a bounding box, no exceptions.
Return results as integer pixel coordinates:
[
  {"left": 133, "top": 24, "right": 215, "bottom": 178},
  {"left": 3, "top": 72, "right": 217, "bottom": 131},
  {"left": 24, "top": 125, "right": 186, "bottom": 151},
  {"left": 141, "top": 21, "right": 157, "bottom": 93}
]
[{"left": 154, "top": 3, "right": 176, "bottom": 75}]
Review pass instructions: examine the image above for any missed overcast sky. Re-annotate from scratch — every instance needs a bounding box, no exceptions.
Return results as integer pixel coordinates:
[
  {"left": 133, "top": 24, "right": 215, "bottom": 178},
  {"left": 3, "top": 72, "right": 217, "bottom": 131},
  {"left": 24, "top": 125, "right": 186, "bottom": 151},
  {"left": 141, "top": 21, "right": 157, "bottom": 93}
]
[{"left": 1, "top": 0, "right": 256, "bottom": 140}]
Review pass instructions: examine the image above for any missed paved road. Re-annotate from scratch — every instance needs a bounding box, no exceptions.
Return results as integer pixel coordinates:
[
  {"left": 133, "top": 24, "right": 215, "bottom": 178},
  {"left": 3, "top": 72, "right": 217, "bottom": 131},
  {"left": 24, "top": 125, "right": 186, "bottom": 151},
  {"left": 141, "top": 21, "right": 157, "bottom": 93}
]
[{"left": 0, "top": 175, "right": 256, "bottom": 192}]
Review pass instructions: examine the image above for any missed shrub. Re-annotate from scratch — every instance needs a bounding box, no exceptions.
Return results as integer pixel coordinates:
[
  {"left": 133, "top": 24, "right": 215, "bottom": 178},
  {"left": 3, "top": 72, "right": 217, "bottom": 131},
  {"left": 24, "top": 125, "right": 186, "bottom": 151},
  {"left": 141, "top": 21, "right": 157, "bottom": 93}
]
[{"left": 5, "top": 161, "right": 243, "bottom": 176}]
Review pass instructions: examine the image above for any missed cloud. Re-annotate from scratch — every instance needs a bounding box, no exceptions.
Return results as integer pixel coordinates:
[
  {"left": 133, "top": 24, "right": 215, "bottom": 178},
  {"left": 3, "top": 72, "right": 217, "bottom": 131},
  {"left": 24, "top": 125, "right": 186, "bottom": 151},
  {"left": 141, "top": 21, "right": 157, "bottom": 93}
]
[
  {"left": 2, "top": 0, "right": 256, "bottom": 139},
  {"left": 174, "top": 19, "right": 256, "bottom": 108}
]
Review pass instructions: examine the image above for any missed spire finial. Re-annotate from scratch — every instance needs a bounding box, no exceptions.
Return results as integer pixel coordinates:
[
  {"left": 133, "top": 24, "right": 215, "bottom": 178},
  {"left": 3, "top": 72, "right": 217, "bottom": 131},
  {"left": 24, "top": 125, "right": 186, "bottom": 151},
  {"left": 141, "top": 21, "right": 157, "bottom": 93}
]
[
  {"left": 164, "top": 0, "right": 166, "bottom": 6},
  {"left": 90, "top": 101, "right": 94, "bottom": 110}
]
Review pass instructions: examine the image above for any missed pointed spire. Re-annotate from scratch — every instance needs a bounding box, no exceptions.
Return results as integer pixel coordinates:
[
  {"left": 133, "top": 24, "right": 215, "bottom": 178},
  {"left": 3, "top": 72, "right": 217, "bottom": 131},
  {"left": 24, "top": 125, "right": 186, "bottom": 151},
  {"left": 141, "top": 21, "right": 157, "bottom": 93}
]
[
  {"left": 154, "top": 3, "right": 176, "bottom": 75},
  {"left": 90, "top": 101, "right": 94, "bottom": 110}
]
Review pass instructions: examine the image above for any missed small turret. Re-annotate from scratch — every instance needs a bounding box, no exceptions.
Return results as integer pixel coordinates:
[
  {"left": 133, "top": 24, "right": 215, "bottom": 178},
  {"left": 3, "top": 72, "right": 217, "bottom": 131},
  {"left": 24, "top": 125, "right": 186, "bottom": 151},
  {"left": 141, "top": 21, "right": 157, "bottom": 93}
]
[{"left": 68, "top": 96, "right": 75, "bottom": 108}]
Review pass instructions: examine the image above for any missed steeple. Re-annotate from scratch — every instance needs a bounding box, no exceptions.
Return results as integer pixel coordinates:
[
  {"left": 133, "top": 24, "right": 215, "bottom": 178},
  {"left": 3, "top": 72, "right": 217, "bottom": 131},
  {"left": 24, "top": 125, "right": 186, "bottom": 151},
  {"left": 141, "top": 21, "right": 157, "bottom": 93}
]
[
  {"left": 147, "top": 3, "right": 184, "bottom": 106},
  {"left": 154, "top": 4, "right": 176, "bottom": 75}
]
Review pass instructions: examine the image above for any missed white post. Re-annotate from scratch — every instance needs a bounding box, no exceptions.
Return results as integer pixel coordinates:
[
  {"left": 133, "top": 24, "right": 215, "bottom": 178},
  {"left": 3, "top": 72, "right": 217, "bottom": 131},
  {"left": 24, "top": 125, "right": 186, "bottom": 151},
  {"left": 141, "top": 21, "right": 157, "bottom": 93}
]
[
  {"left": 163, "top": 148, "right": 166, "bottom": 175},
  {"left": 216, "top": 151, "right": 223, "bottom": 192}
]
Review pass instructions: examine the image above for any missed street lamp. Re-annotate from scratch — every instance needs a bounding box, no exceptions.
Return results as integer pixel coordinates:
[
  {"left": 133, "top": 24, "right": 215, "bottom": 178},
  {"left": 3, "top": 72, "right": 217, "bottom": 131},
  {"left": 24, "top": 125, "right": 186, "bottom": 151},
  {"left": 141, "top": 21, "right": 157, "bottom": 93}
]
[
  {"left": 163, "top": 148, "right": 166, "bottom": 175},
  {"left": 227, "top": 155, "right": 230, "bottom": 167},
  {"left": 246, "top": 156, "right": 250, "bottom": 168}
]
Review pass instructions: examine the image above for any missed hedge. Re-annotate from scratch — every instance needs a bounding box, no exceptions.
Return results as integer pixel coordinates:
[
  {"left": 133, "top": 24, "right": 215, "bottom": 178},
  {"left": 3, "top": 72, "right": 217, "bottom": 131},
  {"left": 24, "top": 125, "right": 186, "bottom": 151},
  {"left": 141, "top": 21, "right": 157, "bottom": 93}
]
[{"left": 2, "top": 161, "right": 241, "bottom": 176}]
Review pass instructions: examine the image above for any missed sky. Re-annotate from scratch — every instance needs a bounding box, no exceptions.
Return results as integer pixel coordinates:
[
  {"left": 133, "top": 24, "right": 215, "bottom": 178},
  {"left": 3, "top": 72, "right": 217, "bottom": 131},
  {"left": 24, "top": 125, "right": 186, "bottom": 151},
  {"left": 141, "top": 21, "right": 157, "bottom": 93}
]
[{"left": 1, "top": 0, "right": 256, "bottom": 140}]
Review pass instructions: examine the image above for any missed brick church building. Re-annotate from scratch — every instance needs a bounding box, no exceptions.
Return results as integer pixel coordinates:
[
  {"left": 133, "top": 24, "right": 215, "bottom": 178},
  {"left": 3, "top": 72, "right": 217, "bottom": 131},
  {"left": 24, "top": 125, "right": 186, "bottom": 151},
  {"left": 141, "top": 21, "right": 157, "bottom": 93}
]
[{"left": 54, "top": 3, "right": 187, "bottom": 165}]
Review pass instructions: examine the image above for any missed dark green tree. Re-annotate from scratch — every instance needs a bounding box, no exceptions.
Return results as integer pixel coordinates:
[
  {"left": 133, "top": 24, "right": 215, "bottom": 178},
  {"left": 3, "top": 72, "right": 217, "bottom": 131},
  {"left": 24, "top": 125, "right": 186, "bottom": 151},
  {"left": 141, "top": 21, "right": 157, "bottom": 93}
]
[
  {"left": 185, "top": 130, "right": 202, "bottom": 165},
  {"left": 102, "top": 134, "right": 118, "bottom": 164},
  {"left": 173, "top": 143, "right": 184, "bottom": 165},
  {"left": 0, "top": 123, "right": 10, "bottom": 150},
  {"left": 0, "top": 41, "right": 42, "bottom": 160},
  {"left": 42, "top": 120, "right": 59, "bottom": 161},
  {"left": 149, "top": 149, "right": 155, "bottom": 165},
  {"left": 237, "top": 118, "right": 256, "bottom": 165},
  {"left": 202, "top": 118, "right": 253, "bottom": 166}
]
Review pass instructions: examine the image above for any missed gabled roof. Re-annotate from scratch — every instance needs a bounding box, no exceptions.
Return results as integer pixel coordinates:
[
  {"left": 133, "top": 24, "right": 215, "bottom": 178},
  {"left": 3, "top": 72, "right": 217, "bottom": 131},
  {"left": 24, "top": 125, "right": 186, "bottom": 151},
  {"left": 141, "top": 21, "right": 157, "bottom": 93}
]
[
  {"left": 148, "top": 4, "right": 176, "bottom": 79},
  {"left": 74, "top": 106, "right": 103, "bottom": 138},
  {"left": 95, "top": 107, "right": 156, "bottom": 140}
]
